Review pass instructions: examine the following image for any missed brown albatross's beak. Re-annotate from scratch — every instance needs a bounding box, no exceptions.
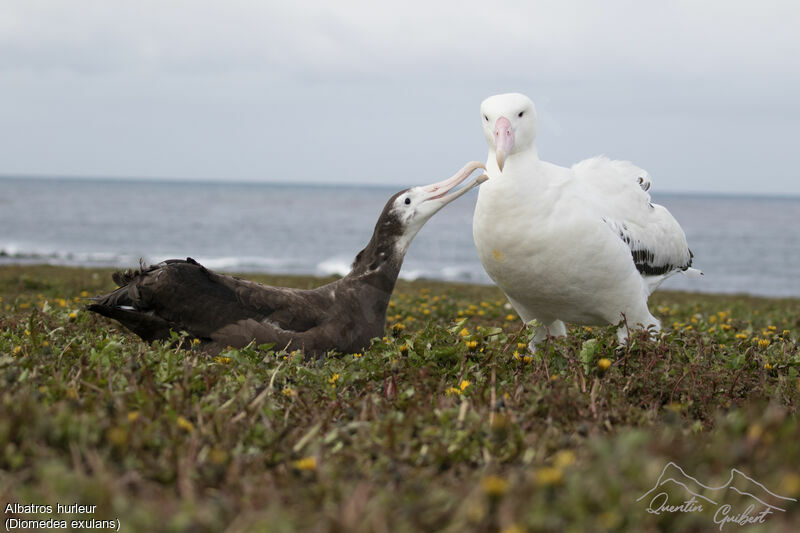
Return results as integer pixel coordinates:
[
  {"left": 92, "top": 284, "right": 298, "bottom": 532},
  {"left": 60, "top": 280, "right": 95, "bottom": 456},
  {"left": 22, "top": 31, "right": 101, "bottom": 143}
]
[{"left": 420, "top": 161, "right": 488, "bottom": 206}]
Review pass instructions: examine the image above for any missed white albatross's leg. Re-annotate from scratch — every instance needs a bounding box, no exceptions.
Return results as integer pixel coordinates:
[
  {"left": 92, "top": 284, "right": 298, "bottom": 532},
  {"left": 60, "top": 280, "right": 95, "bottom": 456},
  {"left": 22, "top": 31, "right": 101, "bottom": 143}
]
[
  {"left": 528, "top": 319, "right": 567, "bottom": 353},
  {"left": 616, "top": 309, "right": 661, "bottom": 346}
]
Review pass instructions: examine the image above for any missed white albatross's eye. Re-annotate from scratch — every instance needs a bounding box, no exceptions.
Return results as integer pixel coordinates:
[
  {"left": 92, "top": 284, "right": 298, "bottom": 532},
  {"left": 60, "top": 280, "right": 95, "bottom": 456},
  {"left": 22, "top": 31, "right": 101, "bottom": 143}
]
[
  {"left": 518, "top": 111, "right": 524, "bottom": 117},
  {"left": 404, "top": 197, "right": 411, "bottom": 205},
  {"left": 483, "top": 114, "right": 488, "bottom": 121}
]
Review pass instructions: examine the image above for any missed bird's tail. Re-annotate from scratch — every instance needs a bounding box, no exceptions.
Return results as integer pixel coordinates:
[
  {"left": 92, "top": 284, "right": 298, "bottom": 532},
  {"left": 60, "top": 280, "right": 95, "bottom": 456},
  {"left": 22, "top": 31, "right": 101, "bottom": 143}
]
[
  {"left": 87, "top": 303, "right": 173, "bottom": 342},
  {"left": 86, "top": 261, "right": 173, "bottom": 342}
]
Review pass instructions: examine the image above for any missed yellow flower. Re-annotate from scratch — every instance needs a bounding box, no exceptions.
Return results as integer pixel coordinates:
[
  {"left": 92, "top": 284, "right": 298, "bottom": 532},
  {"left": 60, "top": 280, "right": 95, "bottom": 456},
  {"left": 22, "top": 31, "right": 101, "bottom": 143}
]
[
  {"left": 779, "top": 473, "right": 800, "bottom": 497},
  {"left": 757, "top": 338, "right": 771, "bottom": 349},
  {"left": 80, "top": 290, "right": 89, "bottom": 297},
  {"left": 445, "top": 387, "right": 462, "bottom": 396},
  {"left": 513, "top": 351, "right": 533, "bottom": 363},
  {"left": 177, "top": 416, "right": 195, "bottom": 433},
  {"left": 12, "top": 346, "right": 22, "bottom": 355},
  {"left": 764, "top": 362, "right": 772, "bottom": 370},
  {"left": 517, "top": 342, "right": 527, "bottom": 349},
  {"left": 459, "top": 328, "right": 470, "bottom": 337},
  {"left": 392, "top": 322, "right": 406, "bottom": 332},
  {"left": 768, "top": 325, "right": 777, "bottom": 331},
  {"left": 460, "top": 380, "right": 471, "bottom": 391},
  {"left": 505, "top": 314, "right": 516, "bottom": 321},
  {"left": 597, "top": 358, "right": 612, "bottom": 371},
  {"left": 747, "top": 423, "right": 763, "bottom": 441},
  {"left": 352, "top": 352, "right": 363, "bottom": 358},
  {"left": 465, "top": 340, "right": 478, "bottom": 349},
  {"left": 597, "top": 510, "right": 621, "bottom": 530},
  {"left": 208, "top": 448, "right": 228, "bottom": 465},
  {"left": 127, "top": 411, "right": 140, "bottom": 422},
  {"left": 480, "top": 475, "right": 509, "bottom": 497},
  {"left": 106, "top": 427, "right": 128, "bottom": 447},
  {"left": 721, "top": 324, "right": 732, "bottom": 331},
  {"left": 328, "top": 373, "right": 340, "bottom": 388},
  {"left": 24, "top": 329, "right": 30, "bottom": 336},
  {"left": 554, "top": 450, "right": 576, "bottom": 469},
  {"left": 292, "top": 456, "right": 318, "bottom": 471},
  {"left": 735, "top": 333, "right": 748, "bottom": 340},
  {"left": 282, "top": 387, "right": 297, "bottom": 397},
  {"left": 191, "top": 338, "right": 201, "bottom": 346},
  {"left": 782, "top": 329, "right": 791, "bottom": 336},
  {"left": 214, "top": 356, "right": 232, "bottom": 364},
  {"left": 534, "top": 466, "right": 563, "bottom": 486},
  {"left": 68, "top": 311, "right": 78, "bottom": 319}
]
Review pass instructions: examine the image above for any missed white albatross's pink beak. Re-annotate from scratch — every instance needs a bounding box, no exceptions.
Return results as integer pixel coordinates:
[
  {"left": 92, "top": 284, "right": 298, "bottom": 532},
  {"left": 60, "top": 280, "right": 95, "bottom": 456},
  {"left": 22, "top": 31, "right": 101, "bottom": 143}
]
[
  {"left": 421, "top": 161, "right": 488, "bottom": 206},
  {"left": 494, "top": 116, "right": 514, "bottom": 172}
]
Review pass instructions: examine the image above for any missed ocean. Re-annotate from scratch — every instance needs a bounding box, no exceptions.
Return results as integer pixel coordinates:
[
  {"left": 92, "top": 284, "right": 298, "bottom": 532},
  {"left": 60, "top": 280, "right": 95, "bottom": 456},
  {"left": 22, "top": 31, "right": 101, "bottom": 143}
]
[{"left": 1, "top": 177, "right": 799, "bottom": 298}]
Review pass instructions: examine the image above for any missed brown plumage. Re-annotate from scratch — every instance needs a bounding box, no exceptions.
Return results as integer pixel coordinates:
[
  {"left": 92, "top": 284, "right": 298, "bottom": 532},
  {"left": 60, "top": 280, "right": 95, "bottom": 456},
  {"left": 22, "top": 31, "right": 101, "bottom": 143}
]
[{"left": 88, "top": 162, "right": 487, "bottom": 357}]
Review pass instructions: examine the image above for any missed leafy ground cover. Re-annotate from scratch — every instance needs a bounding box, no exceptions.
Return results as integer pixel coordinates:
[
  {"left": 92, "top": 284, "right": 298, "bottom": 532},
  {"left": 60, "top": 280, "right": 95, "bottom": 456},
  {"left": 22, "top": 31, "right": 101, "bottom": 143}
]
[{"left": 1, "top": 265, "right": 799, "bottom": 532}]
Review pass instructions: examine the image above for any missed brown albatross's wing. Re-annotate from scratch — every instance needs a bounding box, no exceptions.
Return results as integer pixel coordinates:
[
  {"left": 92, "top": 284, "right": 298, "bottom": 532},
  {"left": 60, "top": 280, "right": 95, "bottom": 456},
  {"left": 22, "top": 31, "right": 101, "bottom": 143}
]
[{"left": 89, "top": 259, "right": 330, "bottom": 346}]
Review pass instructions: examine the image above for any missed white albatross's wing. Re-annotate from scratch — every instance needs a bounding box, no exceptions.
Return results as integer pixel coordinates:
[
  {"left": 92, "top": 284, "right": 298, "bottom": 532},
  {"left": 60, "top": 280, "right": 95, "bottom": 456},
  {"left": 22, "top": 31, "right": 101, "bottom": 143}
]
[{"left": 571, "top": 156, "right": 699, "bottom": 293}]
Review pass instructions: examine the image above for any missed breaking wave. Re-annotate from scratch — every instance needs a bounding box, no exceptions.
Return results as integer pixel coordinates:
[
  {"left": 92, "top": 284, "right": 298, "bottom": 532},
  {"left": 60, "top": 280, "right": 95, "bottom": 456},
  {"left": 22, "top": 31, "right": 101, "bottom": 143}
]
[{"left": 0, "top": 244, "right": 491, "bottom": 284}]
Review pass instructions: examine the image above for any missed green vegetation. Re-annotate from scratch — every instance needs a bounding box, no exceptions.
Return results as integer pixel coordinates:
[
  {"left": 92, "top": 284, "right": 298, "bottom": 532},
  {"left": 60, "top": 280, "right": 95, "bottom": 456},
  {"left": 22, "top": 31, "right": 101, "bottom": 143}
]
[{"left": 1, "top": 265, "right": 799, "bottom": 532}]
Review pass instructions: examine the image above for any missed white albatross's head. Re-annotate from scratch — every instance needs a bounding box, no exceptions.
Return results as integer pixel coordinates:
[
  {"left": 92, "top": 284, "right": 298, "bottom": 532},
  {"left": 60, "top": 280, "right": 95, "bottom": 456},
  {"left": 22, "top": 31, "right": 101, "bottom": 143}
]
[{"left": 480, "top": 93, "right": 537, "bottom": 172}]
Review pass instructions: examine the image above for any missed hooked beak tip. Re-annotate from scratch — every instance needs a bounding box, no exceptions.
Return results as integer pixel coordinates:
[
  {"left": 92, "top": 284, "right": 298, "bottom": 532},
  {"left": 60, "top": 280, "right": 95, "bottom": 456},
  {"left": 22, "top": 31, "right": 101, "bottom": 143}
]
[{"left": 496, "top": 152, "right": 506, "bottom": 172}]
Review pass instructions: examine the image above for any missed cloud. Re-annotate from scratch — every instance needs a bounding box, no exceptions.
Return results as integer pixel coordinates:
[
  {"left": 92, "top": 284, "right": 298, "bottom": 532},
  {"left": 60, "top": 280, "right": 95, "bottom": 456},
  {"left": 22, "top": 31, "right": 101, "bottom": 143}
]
[
  {"left": 3, "top": 1, "right": 798, "bottom": 81},
  {"left": 0, "top": 1, "right": 798, "bottom": 193}
]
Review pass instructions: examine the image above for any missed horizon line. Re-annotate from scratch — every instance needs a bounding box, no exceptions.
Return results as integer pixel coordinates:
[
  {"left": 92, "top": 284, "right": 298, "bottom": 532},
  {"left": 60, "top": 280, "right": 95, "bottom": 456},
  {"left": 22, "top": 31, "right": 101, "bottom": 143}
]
[{"left": 1, "top": 172, "right": 799, "bottom": 200}]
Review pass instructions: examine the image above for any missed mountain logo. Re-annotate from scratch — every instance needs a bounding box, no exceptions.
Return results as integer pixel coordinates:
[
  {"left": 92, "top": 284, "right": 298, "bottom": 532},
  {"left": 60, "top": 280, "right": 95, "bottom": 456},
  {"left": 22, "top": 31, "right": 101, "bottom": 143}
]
[{"left": 637, "top": 462, "right": 797, "bottom": 529}]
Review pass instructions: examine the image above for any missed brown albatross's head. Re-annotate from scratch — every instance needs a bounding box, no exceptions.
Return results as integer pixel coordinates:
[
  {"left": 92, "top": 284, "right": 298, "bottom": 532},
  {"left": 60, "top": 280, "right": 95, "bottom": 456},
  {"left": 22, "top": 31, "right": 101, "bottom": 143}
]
[
  {"left": 384, "top": 161, "right": 487, "bottom": 254},
  {"left": 350, "top": 161, "right": 487, "bottom": 277}
]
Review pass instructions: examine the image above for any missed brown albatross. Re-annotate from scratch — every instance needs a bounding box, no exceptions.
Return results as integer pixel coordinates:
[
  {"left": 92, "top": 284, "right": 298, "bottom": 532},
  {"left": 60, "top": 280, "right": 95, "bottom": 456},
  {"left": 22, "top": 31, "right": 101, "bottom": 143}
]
[{"left": 88, "top": 161, "right": 487, "bottom": 357}]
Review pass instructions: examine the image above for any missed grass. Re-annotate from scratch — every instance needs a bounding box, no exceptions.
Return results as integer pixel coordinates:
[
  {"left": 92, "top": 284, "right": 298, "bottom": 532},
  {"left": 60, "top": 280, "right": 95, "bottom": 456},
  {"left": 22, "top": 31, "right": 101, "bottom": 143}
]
[{"left": 1, "top": 264, "right": 800, "bottom": 532}]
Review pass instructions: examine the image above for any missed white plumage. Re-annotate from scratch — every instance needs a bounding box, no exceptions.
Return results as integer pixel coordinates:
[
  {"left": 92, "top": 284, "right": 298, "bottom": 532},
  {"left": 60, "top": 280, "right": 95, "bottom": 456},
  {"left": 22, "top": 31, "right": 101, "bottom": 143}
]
[{"left": 473, "top": 93, "right": 701, "bottom": 348}]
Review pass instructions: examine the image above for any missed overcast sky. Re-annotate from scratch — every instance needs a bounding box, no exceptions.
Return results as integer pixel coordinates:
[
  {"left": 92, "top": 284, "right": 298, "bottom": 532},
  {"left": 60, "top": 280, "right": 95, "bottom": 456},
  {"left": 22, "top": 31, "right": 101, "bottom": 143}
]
[{"left": 1, "top": 1, "right": 798, "bottom": 195}]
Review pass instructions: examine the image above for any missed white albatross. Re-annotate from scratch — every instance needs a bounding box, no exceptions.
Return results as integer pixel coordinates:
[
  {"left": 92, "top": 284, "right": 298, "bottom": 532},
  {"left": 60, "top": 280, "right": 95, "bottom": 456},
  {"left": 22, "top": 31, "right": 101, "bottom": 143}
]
[{"left": 472, "top": 93, "right": 702, "bottom": 349}]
